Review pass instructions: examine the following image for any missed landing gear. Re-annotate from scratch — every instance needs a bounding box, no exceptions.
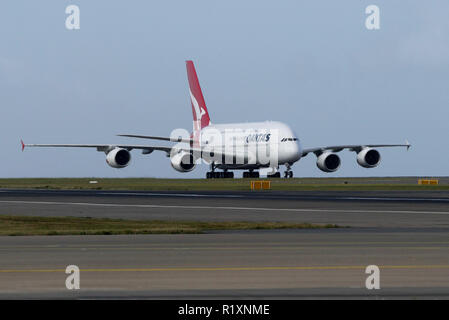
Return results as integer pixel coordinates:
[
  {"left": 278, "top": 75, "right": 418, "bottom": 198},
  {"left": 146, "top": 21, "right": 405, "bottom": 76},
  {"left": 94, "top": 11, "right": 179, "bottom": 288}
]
[
  {"left": 267, "top": 172, "right": 281, "bottom": 178},
  {"left": 206, "top": 163, "right": 215, "bottom": 179},
  {"left": 206, "top": 171, "right": 234, "bottom": 178},
  {"left": 284, "top": 163, "right": 293, "bottom": 178},
  {"left": 243, "top": 170, "right": 259, "bottom": 178},
  {"left": 206, "top": 164, "right": 234, "bottom": 179},
  {"left": 284, "top": 171, "right": 293, "bottom": 178},
  {"left": 224, "top": 171, "right": 234, "bottom": 178}
]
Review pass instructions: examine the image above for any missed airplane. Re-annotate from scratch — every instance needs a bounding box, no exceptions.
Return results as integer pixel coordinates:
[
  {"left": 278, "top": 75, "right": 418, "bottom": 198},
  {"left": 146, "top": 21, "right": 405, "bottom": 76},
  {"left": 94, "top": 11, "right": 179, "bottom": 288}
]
[{"left": 21, "top": 60, "right": 410, "bottom": 179}]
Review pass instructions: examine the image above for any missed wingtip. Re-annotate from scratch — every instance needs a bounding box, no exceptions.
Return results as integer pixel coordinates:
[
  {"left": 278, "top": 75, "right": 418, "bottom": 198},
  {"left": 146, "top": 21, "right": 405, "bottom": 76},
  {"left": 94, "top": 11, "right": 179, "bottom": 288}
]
[
  {"left": 405, "top": 139, "right": 411, "bottom": 150},
  {"left": 20, "top": 139, "right": 25, "bottom": 152}
]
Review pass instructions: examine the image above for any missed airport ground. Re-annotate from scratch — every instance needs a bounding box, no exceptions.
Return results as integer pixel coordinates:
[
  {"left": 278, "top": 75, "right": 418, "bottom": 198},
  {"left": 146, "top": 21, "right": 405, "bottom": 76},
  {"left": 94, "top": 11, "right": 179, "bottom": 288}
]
[
  {"left": 0, "top": 177, "right": 448, "bottom": 299},
  {"left": 0, "top": 176, "right": 448, "bottom": 191}
]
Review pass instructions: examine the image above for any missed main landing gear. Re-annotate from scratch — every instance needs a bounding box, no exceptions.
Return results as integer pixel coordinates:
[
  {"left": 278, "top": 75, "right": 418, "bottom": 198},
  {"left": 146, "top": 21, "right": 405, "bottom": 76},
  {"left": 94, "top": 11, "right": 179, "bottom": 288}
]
[
  {"left": 242, "top": 170, "right": 259, "bottom": 178},
  {"left": 267, "top": 172, "right": 281, "bottom": 178},
  {"left": 205, "top": 164, "right": 293, "bottom": 179},
  {"left": 206, "top": 164, "right": 234, "bottom": 179},
  {"left": 206, "top": 171, "right": 234, "bottom": 179}
]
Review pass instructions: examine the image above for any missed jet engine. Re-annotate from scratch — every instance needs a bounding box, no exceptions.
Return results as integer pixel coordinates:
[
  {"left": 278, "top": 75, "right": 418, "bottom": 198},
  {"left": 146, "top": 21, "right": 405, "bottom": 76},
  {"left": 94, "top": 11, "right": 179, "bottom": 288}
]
[
  {"left": 357, "top": 148, "right": 381, "bottom": 168},
  {"left": 106, "top": 148, "right": 131, "bottom": 168},
  {"left": 316, "top": 152, "right": 341, "bottom": 173},
  {"left": 170, "top": 151, "right": 196, "bottom": 172}
]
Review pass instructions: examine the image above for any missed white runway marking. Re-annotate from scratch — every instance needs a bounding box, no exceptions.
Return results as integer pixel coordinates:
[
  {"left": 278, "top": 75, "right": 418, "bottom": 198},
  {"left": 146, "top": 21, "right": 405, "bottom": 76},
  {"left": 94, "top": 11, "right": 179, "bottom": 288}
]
[{"left": 0, "top": 200, "right": 448, "bottom": 215}]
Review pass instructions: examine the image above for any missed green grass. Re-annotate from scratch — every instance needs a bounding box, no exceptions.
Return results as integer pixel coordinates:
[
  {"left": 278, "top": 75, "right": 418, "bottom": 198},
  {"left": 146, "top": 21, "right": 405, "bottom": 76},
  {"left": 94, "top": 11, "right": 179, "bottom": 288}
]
[
  {"left": 0, "top": 215, "right": 340, "bottom": 236},
  {"left": 0, "top": 177, "right": 447, "bottom": 191}
]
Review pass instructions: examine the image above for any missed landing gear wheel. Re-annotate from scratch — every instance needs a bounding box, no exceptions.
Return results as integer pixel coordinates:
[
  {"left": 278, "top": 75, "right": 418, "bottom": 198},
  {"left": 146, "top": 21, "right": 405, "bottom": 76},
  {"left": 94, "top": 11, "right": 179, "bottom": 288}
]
[
  {"left": 206, "top": 171, "right": 234, "bottom": 179},
  {"left": 284, "top": 163, "right": 293, "bottom": 178},
  {"left": 243, "top": 171, "right": 259, "bottom": 178},
  {"left": 244, "top": 171, "right": 259, "bottom": 178},
  {"left": 283, "top": 170, "right": 293, "bottom": 178},
  {"left": 207, "top": 163, "right": 216, "bottom": 179},
  {"left": 268, "top": 172, "right": 281, "bottom": 178},
  {"left": 224, "top": 171, "right": 234, "bottom": 178}
]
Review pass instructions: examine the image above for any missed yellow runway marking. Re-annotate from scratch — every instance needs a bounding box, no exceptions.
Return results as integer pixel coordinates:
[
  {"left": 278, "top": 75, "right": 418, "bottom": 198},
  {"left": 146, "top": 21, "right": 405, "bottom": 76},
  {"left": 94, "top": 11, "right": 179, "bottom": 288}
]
[{"left": 1, "top": 265, "right": 449, "bottom": 273}]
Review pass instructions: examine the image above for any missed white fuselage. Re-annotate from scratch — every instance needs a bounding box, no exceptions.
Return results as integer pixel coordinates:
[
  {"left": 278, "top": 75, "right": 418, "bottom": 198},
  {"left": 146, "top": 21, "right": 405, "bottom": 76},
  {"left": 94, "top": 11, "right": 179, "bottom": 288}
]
[{"left": 198, "top": 121, "right": 302, "bottom": 169}]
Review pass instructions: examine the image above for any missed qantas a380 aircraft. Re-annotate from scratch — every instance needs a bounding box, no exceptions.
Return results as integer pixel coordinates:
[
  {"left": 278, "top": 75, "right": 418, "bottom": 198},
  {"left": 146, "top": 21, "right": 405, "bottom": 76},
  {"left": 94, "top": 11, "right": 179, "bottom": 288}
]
[{"left": 22, "top": 61, "right": 410, "bottom": 178}]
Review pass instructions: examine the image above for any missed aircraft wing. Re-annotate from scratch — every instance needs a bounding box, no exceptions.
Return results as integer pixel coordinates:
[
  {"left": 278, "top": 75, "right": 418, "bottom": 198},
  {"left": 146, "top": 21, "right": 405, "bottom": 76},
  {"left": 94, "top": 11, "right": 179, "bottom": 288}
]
[
  {"left": 301, "top": 141, "right": 411, "bottom": 157},
  {"left": 117, "top": 134, "right": 193, "bottom": 144},
  {"left": 21, "top": 140, "right": 172, "bottom": 155},
  {"left": 21, "top": 140, "right": 248, "bottom": 162}
]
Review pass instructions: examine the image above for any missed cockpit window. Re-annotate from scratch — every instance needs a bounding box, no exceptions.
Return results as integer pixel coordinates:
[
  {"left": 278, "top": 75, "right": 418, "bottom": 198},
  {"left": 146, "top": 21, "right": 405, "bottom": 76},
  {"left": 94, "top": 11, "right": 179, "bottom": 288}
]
[{"left": 281, "top": 138, "right": 298, "bottom": 142}]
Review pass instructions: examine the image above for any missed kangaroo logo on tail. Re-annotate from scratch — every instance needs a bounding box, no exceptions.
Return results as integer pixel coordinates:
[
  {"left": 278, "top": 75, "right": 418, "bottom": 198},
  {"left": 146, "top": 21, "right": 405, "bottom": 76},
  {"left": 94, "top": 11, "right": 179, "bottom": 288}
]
[
  {"left": 190, "top": 89, "right": 207, "bottom": 131},
  {"left": 186, "top": 60, "right": 211, "bottom": 132}
]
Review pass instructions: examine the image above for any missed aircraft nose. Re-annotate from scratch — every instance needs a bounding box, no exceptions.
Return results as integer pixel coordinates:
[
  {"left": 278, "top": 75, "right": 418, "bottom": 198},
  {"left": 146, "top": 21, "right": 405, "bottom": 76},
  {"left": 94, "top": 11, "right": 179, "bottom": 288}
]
[
  {"left": 282, "top": 140, "right": 302, "bottom": 163},
  {"left": 293, "top": 140, "right": 302, "bottom": 161}
]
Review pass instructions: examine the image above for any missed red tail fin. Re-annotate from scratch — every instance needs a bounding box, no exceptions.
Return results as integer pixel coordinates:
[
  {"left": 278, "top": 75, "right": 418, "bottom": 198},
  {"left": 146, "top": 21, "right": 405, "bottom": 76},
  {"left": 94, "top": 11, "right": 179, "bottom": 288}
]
[{"left": 186, "top": 61, "right": 211, "bottom": 131}]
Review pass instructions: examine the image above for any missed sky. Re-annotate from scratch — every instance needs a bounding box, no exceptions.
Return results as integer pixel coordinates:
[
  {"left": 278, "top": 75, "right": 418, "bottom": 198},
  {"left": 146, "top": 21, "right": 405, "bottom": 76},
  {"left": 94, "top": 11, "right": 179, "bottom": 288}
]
[{"left": 0, "top": 1, "right": 448, "bottom": 178}]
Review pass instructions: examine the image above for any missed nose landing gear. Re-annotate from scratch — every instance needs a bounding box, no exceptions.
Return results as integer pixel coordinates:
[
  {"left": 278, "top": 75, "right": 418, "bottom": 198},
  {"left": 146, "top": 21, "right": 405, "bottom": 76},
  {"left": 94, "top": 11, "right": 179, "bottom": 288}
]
[
  {"left": 284, "top": 171, "right": 293, "bottom": 178},
  {"left": 284, "top": 163, "right": 293, "bottom": 178}
]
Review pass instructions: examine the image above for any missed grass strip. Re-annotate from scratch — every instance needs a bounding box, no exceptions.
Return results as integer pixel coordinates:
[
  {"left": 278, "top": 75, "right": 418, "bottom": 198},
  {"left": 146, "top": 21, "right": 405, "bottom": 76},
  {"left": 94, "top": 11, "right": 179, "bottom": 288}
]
[
  {"left": 0, "top": 215, "right": 340, "bottom": 236},
  {"left": 0, "top": 178, "right": 447, "bottom": 191}
]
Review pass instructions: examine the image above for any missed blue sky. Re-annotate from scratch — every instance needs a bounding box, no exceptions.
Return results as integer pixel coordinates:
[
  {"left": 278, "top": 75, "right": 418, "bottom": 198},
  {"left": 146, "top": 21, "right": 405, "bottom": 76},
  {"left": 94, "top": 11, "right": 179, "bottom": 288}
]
[{"left": 1, "top": 1, "right": 448, "bottom": 178}]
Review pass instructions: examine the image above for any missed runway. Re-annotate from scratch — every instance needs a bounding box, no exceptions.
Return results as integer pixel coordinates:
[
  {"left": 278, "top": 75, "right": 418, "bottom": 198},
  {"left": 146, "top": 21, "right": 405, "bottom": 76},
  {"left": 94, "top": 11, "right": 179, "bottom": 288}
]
[
  {"left": 0, "top": 189, "right": 449, "bottom": 299},
  {"left": 1, "top": 189, "right": 449, "bottom": 228}
]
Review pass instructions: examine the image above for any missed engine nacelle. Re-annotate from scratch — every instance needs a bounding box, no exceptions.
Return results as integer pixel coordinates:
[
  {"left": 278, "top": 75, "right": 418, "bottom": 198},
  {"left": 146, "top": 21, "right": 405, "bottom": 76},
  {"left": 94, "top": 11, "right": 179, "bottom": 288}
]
[
  {"left": 106, "top": 148, "right": 131, "bottom": 168},
  {"left": 170, "top": 151, "right": 196, "bottom": 172},
  {"left": 316, "top": 152, "right": 341, "bottom": 173},
  {"left": 357, "top": 148, "right": 381, "bottom": 168}
]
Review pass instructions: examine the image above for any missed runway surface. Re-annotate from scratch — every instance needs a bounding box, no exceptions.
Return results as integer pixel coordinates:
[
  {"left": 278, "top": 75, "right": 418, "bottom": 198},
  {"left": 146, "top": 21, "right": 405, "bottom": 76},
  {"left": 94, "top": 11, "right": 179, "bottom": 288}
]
[
  {"left": 1, "top": 189, "right": 449, "bottom": 228},
  {"left": 0, "top": 189, "right": 449, "bottom": 299}
]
